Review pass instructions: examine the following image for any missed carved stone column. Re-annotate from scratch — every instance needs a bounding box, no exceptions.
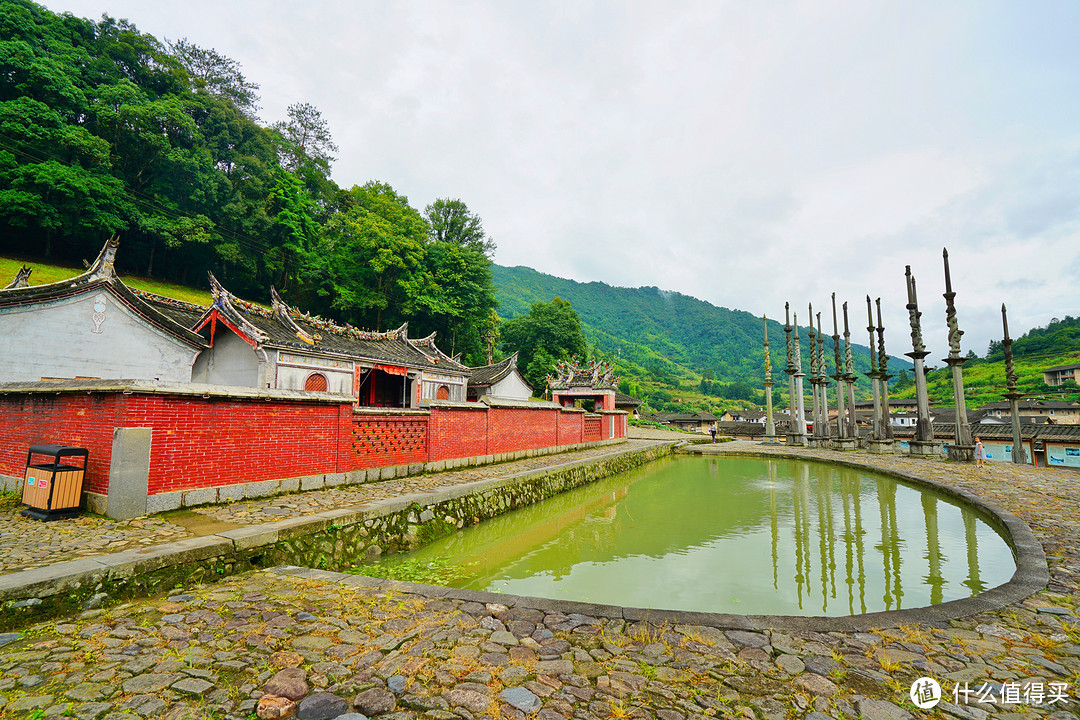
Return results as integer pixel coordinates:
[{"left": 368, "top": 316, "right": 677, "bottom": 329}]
[
  {"left": 762, "top": 315, "right": 778, "bottom": 443},
  {"left": 831, "top": 295, "right": 858, "bottom": 450},
  {"left": 942, "top": 248, "right": 974, "bottom": 461},
  {"left": 865, "top": 296, "right": 893, "bottom": 454},
  {"left": 784, "top": 303, "right": 798, "bottom": 443},
  {"left": 1002, "top": 305, "right": 1028, "bottom": 465},
  {"left": 788, "top": 311, "right": 808, "bottom": 446},
  {"left": 905, "top": 266, "right": 938, "bottom": 457},
  {"left": 842, "top": 302, "right": 860, "bottom": 444},
  {"left": 806, "top": 303, "right": 822, "bottom": 447},
  {"left": 816, "top": 312, "right": 831, "bottom": 447}
]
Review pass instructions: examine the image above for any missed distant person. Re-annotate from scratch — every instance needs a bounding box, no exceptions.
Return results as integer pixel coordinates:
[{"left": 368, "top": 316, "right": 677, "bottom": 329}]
[
  {"left": 709, "top": 422, "right": 717, "bottom": 443},
  {"left": 974, "top": 437, "right": 986, "bottom": 468}
]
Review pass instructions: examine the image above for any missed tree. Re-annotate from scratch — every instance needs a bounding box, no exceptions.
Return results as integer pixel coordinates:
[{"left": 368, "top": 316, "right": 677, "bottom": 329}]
[
  {"left": 321, "top": 181, "right": 431, "bottom": 330},
  {"left": 169, "top": 38, "right": 260, "bottom": 116},
  {"left": 500, "top": 297, "right": 589, "bottom": 392},
  {"left": 273, "top": 102, "right": 338, "bottom": 174},
  {"left": 424, "top": 198, "right": 495, "bottom": 255}
]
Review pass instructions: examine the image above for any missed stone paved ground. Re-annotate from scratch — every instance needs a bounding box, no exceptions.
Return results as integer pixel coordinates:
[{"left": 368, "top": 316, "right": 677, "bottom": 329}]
[
  {"left": 1, "top": 438, "right": 1079, "bottom": 719},
  {"left": 0, "top": 440, "right": 660, "bottom": 575}
]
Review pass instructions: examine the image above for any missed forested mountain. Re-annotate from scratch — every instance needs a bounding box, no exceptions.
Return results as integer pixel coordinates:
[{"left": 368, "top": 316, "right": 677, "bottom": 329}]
[
  {"left": 0, "top": 0, "right": 498, "bottom": 364},
  {"left": 493, "top": 265, "right": 909, "bottom": 411}
]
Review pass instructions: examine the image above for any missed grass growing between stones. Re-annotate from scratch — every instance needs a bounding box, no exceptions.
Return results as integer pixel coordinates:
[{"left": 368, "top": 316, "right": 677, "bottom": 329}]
[{"left": 348, "top": 556, "right": 477, "bottom": 586}]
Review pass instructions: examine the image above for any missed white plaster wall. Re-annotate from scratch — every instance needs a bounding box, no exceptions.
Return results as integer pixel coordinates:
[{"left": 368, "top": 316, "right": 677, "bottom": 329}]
[
  {"left": 0, "top": 290, "right": 199, "bottom": 382},
  {"left": 422, "top": 377, "right": 466, "bottom": 402},
  {"left": 489, "top": 372, "right": 533, "bottom": 400},
  {"left": 191, "top": 330, "right": 261, "bottom": 387},
  {"left": 275, "top": 361, "right": 353, "bottom": 394}
]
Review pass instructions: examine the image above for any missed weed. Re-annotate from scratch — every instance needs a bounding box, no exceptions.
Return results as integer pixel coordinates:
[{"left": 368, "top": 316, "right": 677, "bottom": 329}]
[
  {"left": 877, "top": 655, "right": 906, "bottom": 674},
  {"left": 1061, "top": 622, "right": 1080, "bottom": 645},
  {"left": 637, "top": 661, "right": 658, "bottom": 680},
  {"left": 349, "top": 557, "right": 475, "bottom": 585}
]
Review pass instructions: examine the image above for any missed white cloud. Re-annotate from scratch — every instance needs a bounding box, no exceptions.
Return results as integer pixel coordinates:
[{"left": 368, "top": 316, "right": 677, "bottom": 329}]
[{"left": 40, "top": 0, "right": 1080, "bottom": 358}]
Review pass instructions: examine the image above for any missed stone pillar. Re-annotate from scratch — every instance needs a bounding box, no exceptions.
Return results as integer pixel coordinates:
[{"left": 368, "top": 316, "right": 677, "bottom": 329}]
[
  {"left": 905, "top": 266, "right": 937, "bottom": 457},
  {"left": 942, "top": 248, "right": 974, "bottom": 461},
  {"left": 871, "top": 297, "right": 895, "bottom": 452},
  {"left": 864, "top": 296, "right": 892, "bottom": 455},
  {"left": 842, "top": 302, "right": 859, "bottom": 444},
  {"left": 1002, "top": 305, "right": 1028, "bottom": 464},
  {"left": 762, "top": 315, "right": 778, "bottom": 443},
  {"left": 806, "top": 303, "right": 822, "bottom": 447},
  {"left": 816, "top": 312, "right": 831, "bottom": 447},
  {"left": 831, "top": 294, "right": 857, "bottom": 450},
  {"left": 788, "top": 311, "right": 808, "bottom": 446}
]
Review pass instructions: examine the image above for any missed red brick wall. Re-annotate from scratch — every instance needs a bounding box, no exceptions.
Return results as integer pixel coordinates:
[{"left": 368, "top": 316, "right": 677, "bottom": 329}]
[
  {"left": 0, "top": 391, "right": 626, "bottom": 497},
  {"left": 427, "top": 406, "right": 488, "bottom": 459},
  {"left": 0, "top": 394, "right": 122, "bottom": 495},
  {"left": 584, "top": 415, "right": 602, "bottom": 443},
  {"left": 351, "top": 415, "right": 429, "bottom": 469}
]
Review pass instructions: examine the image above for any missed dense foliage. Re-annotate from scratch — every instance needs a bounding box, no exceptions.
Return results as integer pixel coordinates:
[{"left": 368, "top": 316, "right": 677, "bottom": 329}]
[
  {"left": 0, "top": 0, "right": 497, "bottom": 364},
  {"left": 499, "top": 298, "right": 588, "bottom": 392}
]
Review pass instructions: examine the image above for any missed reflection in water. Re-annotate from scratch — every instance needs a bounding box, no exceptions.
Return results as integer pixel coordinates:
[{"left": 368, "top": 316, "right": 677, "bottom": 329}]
[{"left": 375, "top": 456, "right": 1015, "bottom": 617}]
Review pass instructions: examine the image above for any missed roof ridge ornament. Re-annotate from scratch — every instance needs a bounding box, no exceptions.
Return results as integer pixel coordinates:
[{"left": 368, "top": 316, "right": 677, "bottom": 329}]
[
  {"left": 207, "top": 271, "right": 269, "bottom": 343},
  {"left": 3, "top": 265, "right": 31, "bottom": 289},
  {"left": 270, "top": 286, "right": 316, "bottom": 345},
  {"left": 86, "top": 234, "right": 120, "bottom": 282}
]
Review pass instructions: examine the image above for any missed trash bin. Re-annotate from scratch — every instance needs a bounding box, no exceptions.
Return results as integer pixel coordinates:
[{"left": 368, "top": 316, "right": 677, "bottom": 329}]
[{"left": 21, "top": 445, "right": 88, "bottom": 521}]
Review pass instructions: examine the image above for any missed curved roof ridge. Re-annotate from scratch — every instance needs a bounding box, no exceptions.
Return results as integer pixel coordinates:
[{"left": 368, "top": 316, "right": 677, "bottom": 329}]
[
  {"left": 270, "top": 286, "right": 316, "bottom": 345},
  {"left": 207, "top": 272, "right": 270, "bottom": 343}
]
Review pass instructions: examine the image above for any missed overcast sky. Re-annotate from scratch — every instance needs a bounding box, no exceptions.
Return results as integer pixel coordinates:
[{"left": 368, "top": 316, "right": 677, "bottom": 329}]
[{"left": 43, "top": 0, "right": 1080, "bottom": 360}]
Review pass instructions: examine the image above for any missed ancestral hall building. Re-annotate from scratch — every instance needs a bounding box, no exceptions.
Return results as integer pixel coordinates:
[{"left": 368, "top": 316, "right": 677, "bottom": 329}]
[{"left": 0, "top": 239, "right": 473, "bottom": 406}]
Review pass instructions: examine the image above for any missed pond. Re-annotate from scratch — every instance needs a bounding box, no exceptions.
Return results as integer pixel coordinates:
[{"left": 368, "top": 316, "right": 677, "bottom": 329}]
[{"left": 369, "top": 456, "right": 1016, "bottom": 616}]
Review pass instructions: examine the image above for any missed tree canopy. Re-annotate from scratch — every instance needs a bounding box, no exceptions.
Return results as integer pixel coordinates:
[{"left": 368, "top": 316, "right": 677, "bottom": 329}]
[
  {"left": 500, "top": 297, "right": 589, "bottom": 393},
  {"left": 0, "top": 0, "right": 499, "bottom": 365}
]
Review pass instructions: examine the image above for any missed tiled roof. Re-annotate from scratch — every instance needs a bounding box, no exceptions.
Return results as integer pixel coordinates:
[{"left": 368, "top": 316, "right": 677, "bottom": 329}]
[
  {"left": 980, "top": 400, "right": 1080, "bottom": 410},
  {"left": 0, "top": 239, "right": 207, "bottom": 349},
  {"left": 468, "top": 353, "right": 525, "bottom": 387},
  {"left": 614, "top": 392, "right": 642, "bottom": 407}
]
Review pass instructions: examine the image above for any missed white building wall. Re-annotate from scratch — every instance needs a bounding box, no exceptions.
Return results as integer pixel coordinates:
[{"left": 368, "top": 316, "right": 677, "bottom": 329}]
[
  {"left": 0, "top": 289, "right": 199, "bottom": 383},
  {"left": 274, "top": 351, "right": 354, "bottom": 394},
  {"left": 488, "top": 371, "right": 533, "bottom": 400},
  {"left": 191, "top": 330, "right": 261, "bottom": 387}
]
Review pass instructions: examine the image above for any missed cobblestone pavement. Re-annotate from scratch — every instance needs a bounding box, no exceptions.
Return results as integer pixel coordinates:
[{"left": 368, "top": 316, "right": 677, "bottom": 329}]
[
  {"left": 1, "top": 439, "right": 1079, "bottom": 719},
  {"left": 0, "top": 440, "right": 663, "bottom": 575}
]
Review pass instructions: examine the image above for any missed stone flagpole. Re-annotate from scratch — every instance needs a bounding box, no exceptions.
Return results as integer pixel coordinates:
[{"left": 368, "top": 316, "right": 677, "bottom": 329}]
[
  {"left": 830, "top": 294, "right": 856, "bottom": 448},
  {"left": 807, "top": 303, "right": 822, "bottom": 446},
  {"left": 876, "top": 297, "right": 894, "bottom": 443},
  {"left": 864, "top": 296, "right": 890, "bottom": 454},
  {"left": 816, "top": 311, "right": 831, "bottom": 446},
  {"left": 1002, "top": 305, "right": 1028, "bottom": 464},
  {"left": 784, "top": 303, "right": 797, "bottom": 440},
  {"left": 842, "top": 302, "right": 859, "bottom": 442},
  {"left": 905, "top": 265, "right": 937, "bottom": 457},
  {"left": 942, "top": 248, "right": 974, "bottom": 461},
  {"left": 788, "top": 311, "right": 808, "bottom": 446},
  {"left": 762, "top": 315, "right": 777, "bottom": 443}
]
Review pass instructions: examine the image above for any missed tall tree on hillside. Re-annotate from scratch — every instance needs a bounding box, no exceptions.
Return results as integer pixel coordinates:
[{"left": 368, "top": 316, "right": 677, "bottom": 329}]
[
  {"left": 321, "top": 181, "right": 432, "bottom": 330},
  {"left": 169, "top": 39, "right": 260, "bottom": 117},
  {"left": 273, "top": 102, "right": 337, "bottom": 174},
  {"left": 424, "top": 198, "right": 495, "bottom": 255},
  {"left": 500, "top": 298, "right": 589, "bottom": 392}
]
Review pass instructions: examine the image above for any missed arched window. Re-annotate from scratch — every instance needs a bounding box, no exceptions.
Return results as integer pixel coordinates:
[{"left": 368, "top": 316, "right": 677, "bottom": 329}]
[
  {"left": 304, "top": 372, "right": 328, "bottom": 392},
  {"left": 436, "top": 385, "right": 450, "bottom": 400}
]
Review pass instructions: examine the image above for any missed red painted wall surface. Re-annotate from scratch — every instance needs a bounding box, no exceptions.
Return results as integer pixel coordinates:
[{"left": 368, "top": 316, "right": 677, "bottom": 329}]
[{"left": 0, "top": 392, "right": 626, "bottom": 497}]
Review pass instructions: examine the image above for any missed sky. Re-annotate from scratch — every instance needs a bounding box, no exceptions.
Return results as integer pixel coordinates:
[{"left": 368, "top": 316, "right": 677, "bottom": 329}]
[{"left": 42, "top": 0, "right": 1080, "bottom": 360}]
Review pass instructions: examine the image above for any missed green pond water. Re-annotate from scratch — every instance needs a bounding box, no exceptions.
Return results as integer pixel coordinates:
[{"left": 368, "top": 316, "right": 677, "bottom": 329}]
[{"left": 373, "top": 456, "right": 1016, "bottom": 616}]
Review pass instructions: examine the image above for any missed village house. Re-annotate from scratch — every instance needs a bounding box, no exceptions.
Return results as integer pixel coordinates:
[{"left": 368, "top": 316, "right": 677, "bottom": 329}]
[
  {"left": 640, "top": 411, "right": 718, "bottom": 434},
  {"left": 466, "top": 353, "right": 532, "bottom": 401},
  {"left": 0, "top": 239, "right": 473, "bottom": 407},
  {"left": 978, "top": 400, "right": 1080, "bottom": 425},
  {"left": 1043, "top": 363, "right": 1080, "bottom": 387}
]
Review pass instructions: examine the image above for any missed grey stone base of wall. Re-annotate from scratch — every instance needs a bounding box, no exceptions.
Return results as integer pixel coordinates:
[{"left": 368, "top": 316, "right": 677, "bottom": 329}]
[
  {"left": 830, "top": 438, "right": 860, "bottom": 451},
  {"left": 865, "top": 439, "right": 895, "bottom": 455},
  {"left": 785, "top": 433, "right": 807, "bottom": 447}
]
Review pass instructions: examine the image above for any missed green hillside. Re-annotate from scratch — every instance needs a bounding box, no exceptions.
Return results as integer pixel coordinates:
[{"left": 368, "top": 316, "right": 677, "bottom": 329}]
[
  {"left": 893, "top": 315, "right": 1080, "bottom": 408},
  {"left": 493, "top": 265, "right": 907, "bottom": 412}
]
